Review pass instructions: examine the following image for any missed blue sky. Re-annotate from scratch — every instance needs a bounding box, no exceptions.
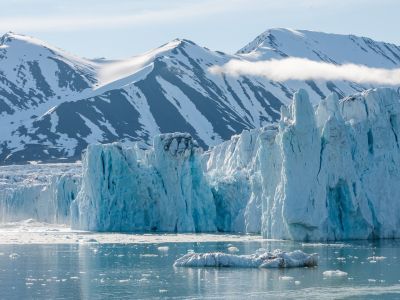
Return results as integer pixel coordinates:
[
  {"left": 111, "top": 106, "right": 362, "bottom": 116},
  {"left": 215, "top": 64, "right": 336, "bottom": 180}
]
[{"left": 1, "top": 0, "right": 399, "bottom": 59}]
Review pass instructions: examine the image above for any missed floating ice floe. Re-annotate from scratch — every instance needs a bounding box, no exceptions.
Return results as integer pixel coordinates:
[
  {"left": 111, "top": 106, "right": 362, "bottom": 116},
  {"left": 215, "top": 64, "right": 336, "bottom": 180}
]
[
  {"left": 227, "top": 246, "right": 239, "bottom": 253},
  {"left": 157, "top": 246, "right": 169, "bottom": 252},
  {"left": 173, "top": 249, "right": 318, "bottom": 268},
  {"left": 9, "top": 253, "right": 19, "bottom": 259},
  {"left": 279, "top": 276, "right": 294, "bottom": 281},
  {"left": 323, "top": 270, "right": 348, "bottom": 277},
  {"left": 140, "top": 254, "right": 158, "bottom": 258},
  {"left": 367, "top": 256, "right": 386, "bottom": 261}
]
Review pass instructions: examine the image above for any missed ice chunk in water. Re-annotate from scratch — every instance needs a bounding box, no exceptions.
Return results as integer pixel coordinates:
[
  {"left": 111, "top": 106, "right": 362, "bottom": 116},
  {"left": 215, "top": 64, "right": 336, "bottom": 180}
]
[
  {"left": 323, "top": 270, "right": 348, "bottom": 277},
  {"left": 173, "top": 249, "right": 318, "bottom": 268}
]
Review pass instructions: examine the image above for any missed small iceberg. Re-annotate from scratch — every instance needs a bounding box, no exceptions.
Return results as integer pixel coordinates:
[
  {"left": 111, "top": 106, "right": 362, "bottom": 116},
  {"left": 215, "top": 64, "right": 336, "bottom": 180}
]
[
  {"left": 367, "top": 256, "right": 386, "bottom": 261},
  {"left": 227, "top": 246, "right": 239, "bottom": 253},
  {"left": 173, "top": 249, "right": 318, "bottom": 268},
  {"left": 9, "top": 253, "right": 20, "bottom": 259},
  {"left": 279, "top": 276, "right": 294, "bottom": 281},
  {"left": 323, "top": 270, "right": 348, "bottom": 277},
  {"left": 157, "top": 246, "right": 169, "bottom": 252}
]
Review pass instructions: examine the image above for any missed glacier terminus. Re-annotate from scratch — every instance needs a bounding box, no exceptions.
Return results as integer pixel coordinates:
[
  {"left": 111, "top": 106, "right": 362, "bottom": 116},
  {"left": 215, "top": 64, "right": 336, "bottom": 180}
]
[{"left": 2, "top": 88, "right": 400, "bottom": 241}]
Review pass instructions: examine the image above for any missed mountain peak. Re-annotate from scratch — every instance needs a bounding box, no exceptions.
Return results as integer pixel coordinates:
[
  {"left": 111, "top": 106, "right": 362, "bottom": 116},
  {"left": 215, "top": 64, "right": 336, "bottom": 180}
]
[
  {"left": 0, "top": 31, "right": 45, "bottom": 46},
  {"left": 1, "top": 31, "right": 22, "bottom": 45},
  {"left": 236, "top": 28, "right": 306, "bottom": 55},
  {"left": 236, "top": 28, "right": 400, "bottom": 68},
  {"left": 264, "top": 28, "right": 304, "bottom": 35},
  {"left": 0, "top": 31, "right": 66, "bottom": 56},
  {"left": 162, "top": 38, "right": 198, "bottom": 50}
]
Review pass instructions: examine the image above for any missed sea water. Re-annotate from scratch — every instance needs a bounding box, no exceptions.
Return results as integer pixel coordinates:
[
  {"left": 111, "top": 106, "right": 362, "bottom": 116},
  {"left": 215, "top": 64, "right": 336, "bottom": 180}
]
[{"left": 0, "top": 239, "right": 400, "bottom": 299}]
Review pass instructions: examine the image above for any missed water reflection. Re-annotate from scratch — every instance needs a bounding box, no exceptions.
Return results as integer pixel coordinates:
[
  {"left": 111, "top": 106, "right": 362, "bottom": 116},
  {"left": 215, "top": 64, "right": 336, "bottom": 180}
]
[{"left": 0, "top": 239, "right": 399, "bottom": 299}]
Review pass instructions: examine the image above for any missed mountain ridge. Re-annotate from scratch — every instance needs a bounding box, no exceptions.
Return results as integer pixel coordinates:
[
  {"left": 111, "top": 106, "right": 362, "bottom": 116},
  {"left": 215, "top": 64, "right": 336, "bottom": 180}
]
[{"left": 0, "top": 29, "right": 399, "bottom": 164}]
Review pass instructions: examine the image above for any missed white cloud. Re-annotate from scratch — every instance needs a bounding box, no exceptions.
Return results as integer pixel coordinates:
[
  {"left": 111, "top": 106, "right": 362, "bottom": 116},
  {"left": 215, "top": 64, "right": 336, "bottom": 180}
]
[{"left": 210, "top": 58, "right": 400, "bottom": 85}]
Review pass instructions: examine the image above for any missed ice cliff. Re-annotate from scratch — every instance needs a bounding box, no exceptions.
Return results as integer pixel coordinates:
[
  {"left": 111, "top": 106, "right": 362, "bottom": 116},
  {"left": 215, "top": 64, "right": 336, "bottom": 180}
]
[
  {"left": 264, "top": 87, "right": 400, "bottom": 240},
  {"left": 0, "top": 164, "right": 80, "bottom": 224},
  {"left": 206, "top": 87, "right": 400, "bottom": 240},
  {"left": 70, "top": 87, "right": 400, "bottom": 241},
  {"left": 71, "top": 133, "right": 216, "bottom": 232}
]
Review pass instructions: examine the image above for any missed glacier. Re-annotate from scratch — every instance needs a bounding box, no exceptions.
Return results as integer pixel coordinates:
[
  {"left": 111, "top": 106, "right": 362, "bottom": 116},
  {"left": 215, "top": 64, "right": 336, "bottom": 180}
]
[
  {"left": 0, "top": 164, "right": 80, "bottom": 224},
  {"left": 70, "top": 87, "right": 400, "bottom": 241},
  {"left": 2, "top": 88, "right": 400, "bottom": 241},
  {"left": 205, "top": 87, "right": 400, "bottom": 240},
  {"left": 261, "top": 87, "right": 400, "bottom": 240},
  {"left": 71, "top": 133, "right": 217, "bottom": 232}
]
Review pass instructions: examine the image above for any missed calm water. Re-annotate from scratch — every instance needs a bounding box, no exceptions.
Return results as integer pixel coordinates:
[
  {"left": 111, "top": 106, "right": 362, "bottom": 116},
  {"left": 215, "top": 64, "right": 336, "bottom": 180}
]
[{"left": 1, "top": 239, "right": 400, "bottom": 299}]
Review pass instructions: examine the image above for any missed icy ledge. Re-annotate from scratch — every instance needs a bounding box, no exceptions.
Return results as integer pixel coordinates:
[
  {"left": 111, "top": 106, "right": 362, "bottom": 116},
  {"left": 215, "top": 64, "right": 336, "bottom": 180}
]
[{"left": 173, "top": 249, "right": 318, "bottom": 268}]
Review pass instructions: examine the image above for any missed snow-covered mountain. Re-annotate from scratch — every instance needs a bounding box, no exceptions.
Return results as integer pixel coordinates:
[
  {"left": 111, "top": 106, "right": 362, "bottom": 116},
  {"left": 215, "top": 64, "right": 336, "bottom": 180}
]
[{"left": 1, "top": 28, "right": 400, "bottom": 164}]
